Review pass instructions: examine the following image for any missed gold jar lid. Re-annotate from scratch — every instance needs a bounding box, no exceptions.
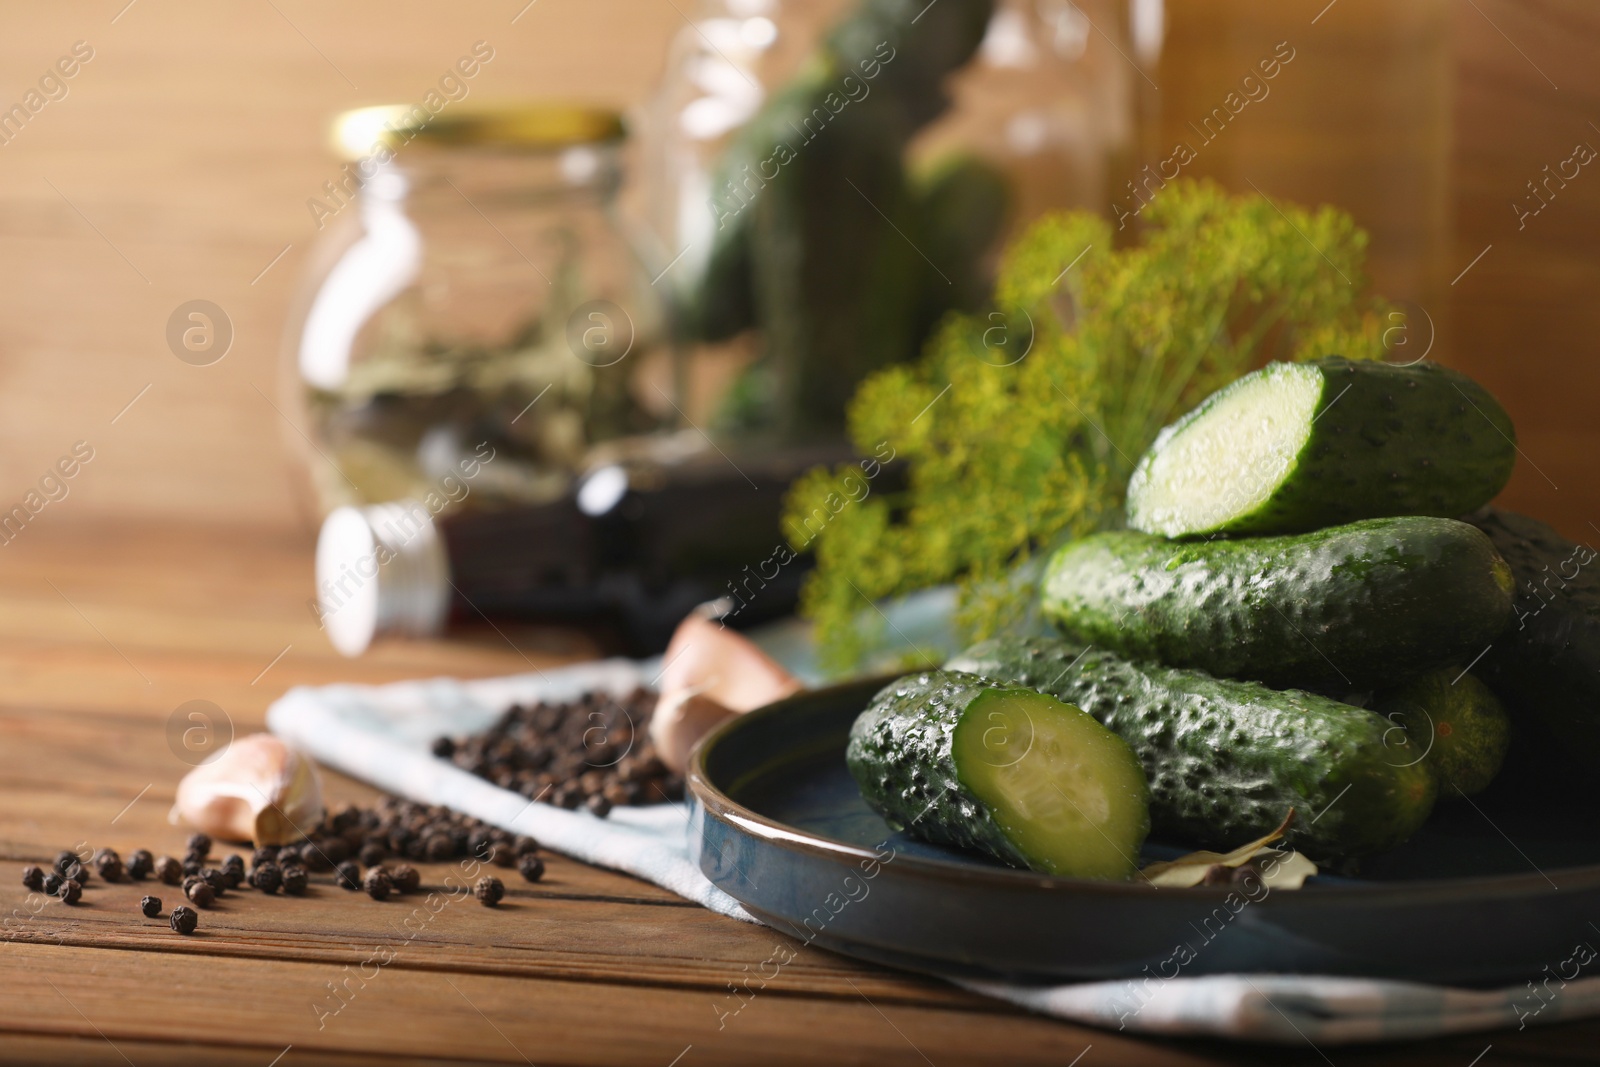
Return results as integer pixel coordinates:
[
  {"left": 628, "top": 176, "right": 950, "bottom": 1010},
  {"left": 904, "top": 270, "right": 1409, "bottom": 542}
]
[{"left": 332, "top": 103, "right": 626, "bottom": 160}]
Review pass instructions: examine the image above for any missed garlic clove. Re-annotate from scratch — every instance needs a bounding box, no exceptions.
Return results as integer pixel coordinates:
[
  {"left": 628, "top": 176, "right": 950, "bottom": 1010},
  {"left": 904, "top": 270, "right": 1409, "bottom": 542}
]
[
  {"left": 170, "top": 733, "right": 325, "bottom": 846},
  {"left": 650, "top": 614, "right": 805, "bottom": 774}
]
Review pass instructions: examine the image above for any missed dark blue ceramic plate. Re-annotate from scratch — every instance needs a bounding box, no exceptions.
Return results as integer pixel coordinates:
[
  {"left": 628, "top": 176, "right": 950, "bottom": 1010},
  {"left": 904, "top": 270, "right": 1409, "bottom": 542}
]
[{"left": 687, "top": 677, "right": 1600, "bottom": 984}]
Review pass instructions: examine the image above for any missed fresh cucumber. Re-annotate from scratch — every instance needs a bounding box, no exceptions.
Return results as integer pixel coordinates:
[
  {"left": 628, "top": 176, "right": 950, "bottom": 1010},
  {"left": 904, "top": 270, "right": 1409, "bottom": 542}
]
[
  {"left": 846, "top": 670, "right": 1150, "bottom": 878},
  {"left": 1126, "top": 358, "right": 1517, "bottom": 538},
  {"left": 1371, "top": 668, "right": 1509, "bottom": 799},
  {"left": 1041, "top": 516, "right": 1514, "bottom": 690},
  {"left": 1462, "top": 508, "right": 1600, "bottom": 763},
  {"left": 948, "top": 636, "right": 1438, "bottom": 863}
]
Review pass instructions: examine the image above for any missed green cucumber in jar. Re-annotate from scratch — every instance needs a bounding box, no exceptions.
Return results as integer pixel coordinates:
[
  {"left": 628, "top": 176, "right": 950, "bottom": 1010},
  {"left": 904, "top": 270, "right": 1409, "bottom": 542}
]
[
  {"left": 846, "top": 670, "right": 1150, "bottom": 879},
  {"left": 948, "top": 636, "right": 1437, "bottom": 863},
  {"left": 1041, "top": 515, "right": 1514, "bottom": 691},
  {"left": 1126, "top": 357, "right": 1517, "bottom": 538}
]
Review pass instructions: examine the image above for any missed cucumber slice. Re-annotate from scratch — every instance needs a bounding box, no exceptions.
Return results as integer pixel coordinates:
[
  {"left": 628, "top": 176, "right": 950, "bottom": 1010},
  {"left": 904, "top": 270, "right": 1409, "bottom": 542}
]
[
  {"left": 1375, "top": 668, "right": 1510, "bottom": 799},
  {"left": 847, "top": 671, "right": 1150, "bottom": 879},
  {"left": 1126, "top": 358, "right": 1517, "bottom": 538}
]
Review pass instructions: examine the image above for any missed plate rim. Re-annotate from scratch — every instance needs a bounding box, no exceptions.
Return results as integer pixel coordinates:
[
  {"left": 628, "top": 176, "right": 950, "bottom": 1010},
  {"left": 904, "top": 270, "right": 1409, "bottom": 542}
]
[{"left": 688, "top": 676, "right": 1600, "bottom": 903}]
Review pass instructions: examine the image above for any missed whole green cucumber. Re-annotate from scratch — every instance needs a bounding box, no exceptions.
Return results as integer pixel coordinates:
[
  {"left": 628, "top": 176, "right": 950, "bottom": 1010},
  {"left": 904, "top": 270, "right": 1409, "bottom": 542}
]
[
  {"left": 1371, "top": 668, "right": 1509, "bottom": 799},
  {"left": 1462, "top": 508, "right": 1600, "bottom": 763},
  {"left": 948, "top": 636, "right": 1438, "bottom": 863},
  {"left": 1042, "top": 516, "right": 1514, "bottom": 690},
  {"left": 1126, "top": 357, "right": 1517, "bottom": 538},
  {"left": 847, "top": 670, "right": 1149, "bottom": 878}
]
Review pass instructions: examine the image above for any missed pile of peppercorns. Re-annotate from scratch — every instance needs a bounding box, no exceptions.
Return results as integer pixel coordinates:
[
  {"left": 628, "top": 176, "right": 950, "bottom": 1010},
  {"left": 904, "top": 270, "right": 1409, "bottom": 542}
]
[
  {"left": 20, "top": 799, "right": 549, "bottom": 935},
  {"left": 433, "top": 688, "right": 683, "bottom": 817}
]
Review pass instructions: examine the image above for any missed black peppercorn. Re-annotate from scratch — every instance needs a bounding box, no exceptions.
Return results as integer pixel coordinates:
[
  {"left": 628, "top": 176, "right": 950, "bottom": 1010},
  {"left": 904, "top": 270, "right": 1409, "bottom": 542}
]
[
  {"left": 127, "top": 849, "right": 154, "bottom": 880},
  {"left": 335, "top": 860, "right": 362, "bottom": 891},
  {"left": 584, "top": 794, "right": 613, "bottom": 818},
  {"left": 517, "top": 855, "right": 545, "bottom": 883},
  {"left": 42, "top": 872, "right": 64, "bottom": 896},
  {"left": 221, "top": 855, "right": 245, "bottom": 888},
  {"left": 513, "top": 836, "right": 539, "bottom": 857},
  {"left": 154, "top": 856, "right": 182, "bottom": 885},
  {"left": 251, "top": 846, "right": 277, "bottom": 867},
  {"left": 185, "top": 881, "right": 215, "bottom": 908},
  {"left": 94, "top": 849, "right": 124, "bottom": 882},
  {"left": 316, "top": 837, "right": 348, "bottom": 866},
  {"left": 186, "top": 833, "right": 212, "bottom": 857},
  {"left": 199, "top": 868, "right": 226, "bottom": 895},
  {"left": 474, "top": 876, "right": 505, "bottom": 907},
  {"left": 61, "top": 860, "right": 88, "bottom": 883},
  {"left": 181, "top": 859, "right": 203, "bottom": 878},
  {"left": 389, "top": 864, "right": 420, "bottom": 894},
  {"left": 169, "top": 906, "right": 198, "bottom": 934},
  {"left": 21, "top": 865, "right": 44, "bottom": 891},
  {"left": 251, "top": 862, "right": 282, "bottom": 895},
  {"left": 422, "top": 834, "right": 453, "bottom": 863},
  {"left": 53, "top": 850, "right": 77, "bottom": 875},
  {"left": 431, "top": 736, "right": 455, "bottom": 758},
  {"left": 57, "top": 879, "right": 83, "bottom": 905},
  {"left": 358, "top": 841, "right": 386, "bottom": 867},
  {"left": 362, "top": 867, "right": 393, "bottom": 901},
  {"left": 275, "top": 846, "right": 301, "bottom": 868},
  {"left": 492, "top": 843, "right": 517, "bottom": 868},
  {"left": 140, "top": 895, "right": 161, "bottom": 918},
  {"left": 281, "top": 865, "right": 308, "bottom": 896}
]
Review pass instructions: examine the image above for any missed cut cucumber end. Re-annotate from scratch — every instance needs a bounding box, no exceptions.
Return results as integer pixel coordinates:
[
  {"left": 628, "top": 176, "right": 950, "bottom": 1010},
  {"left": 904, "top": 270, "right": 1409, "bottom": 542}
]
[
  {"left": 953, "top": 689, "right": 1149, "bottom": 879},
  {"left": 1128, "top": 362, "right": 1323, "bottom": 537}
]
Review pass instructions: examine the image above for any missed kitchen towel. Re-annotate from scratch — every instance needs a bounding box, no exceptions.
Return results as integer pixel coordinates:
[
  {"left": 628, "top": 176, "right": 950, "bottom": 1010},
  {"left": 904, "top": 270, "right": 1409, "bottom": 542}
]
[{"left": 267, "top": 657, "right": 1600, "bottom": 1046}]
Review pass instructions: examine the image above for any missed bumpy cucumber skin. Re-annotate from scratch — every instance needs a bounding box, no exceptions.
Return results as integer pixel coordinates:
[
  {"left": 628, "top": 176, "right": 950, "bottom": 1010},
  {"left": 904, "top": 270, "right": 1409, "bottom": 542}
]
[
  {"left": 949, "top": 636, "right": 1437, "bottom": 863},
  {"left": 1042, "top": 516, "right": 1514, "bottom": 691},
  {"left": 847, "top": 671, "right": 1036, "bottom": 870},
  {"left": 1372, "top": 668, "right": 1509, "bottom": 799},
  {"left": 1463, "top": 508, "right": 1600, "bottom": 761},
  {"left": 1127, "top": 357, "right": 1518, "bottom": 538}
]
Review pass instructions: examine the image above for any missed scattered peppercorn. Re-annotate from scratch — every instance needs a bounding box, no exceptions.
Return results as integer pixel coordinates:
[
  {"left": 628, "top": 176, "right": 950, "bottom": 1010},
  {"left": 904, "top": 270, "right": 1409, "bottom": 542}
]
[
  {"left": 221, "top": 855, "right": 245, "bottom": 888},
  {"left": 169, "top": 906, "right": 198, "bottom": 934},
  {"left": 53, "top": 850, "right": 77, "bottom": 875},
  {"left": 140, "top": 895, "right": 161, "bottom": 918},
  {"left": 154, "top": 856, "right": 182, "bottom": 885},
  {"left": 186, "top": 833, "right": 212, "bottom": 857},
  {"left": 127, "top": 849, "right": 154, "bottom": 880},
  {"left": 491, "top": 843, "right": 517, "bottom": 869},
  {"left": 363, "top": 867, "right": 393, "bottom": 901},
  {"left": 21, "top": 865, "right": 44, "bottom": 891},
  {"left": 276, "top": 846, "right": 301, "bottom": 869},
  {"left": 251, "top": 846, "right": 277, "bottom": 868},
  {"left": 94, "top": 849, "right": 124, "bottom": 882},
  {"left": 389, "top": 864, "right": 420, "bottom": 894},
  {"left": 431, "top": 736, "right": 455, "bottom": 758},
  {"left": 358, "top": 842, "right": 386, "bottom": 867},
  {"left": 42, "top": 872, "right": 64, "bottom": 896},
  {"left": 281, "top": 865, "right": 308, "bottom": 896},
  {"left": 57, "top": 879, "right": 83, "bottom": 905},
  {"left": 474, "top": 876, "right": 505, "bottom": 907},
  {"left": 518, "top": 855, "right": 546, "bottom": 883},
  {"left": 201, "top": 868, "right": 227, "bottom": 894},
  {"left": 61, "top": 860, "right": 88, "bottom": 884},
  {"left": 513, "top": 836, "right": 539, "bottom": 857},
  {"left": 585, "top": 794, "right": 613, "bottom": 818},
  {"left": 251, "top": 862, "right": 282, "bottom": 895},
  {"left": 181, "top": 859, "right": 203, "bottom": 878},
  {"left": 335, "top": 861, "right": 362, "bottom": 891},
  {"left": 185, "top": 881, "right": 215, "bottom": 908}
]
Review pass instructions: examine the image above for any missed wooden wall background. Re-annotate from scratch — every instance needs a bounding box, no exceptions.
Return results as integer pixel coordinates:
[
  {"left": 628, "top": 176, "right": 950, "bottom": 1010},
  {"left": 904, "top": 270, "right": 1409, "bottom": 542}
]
[{"left": 0, "top": 0, "right": 1593, "bottom": 546}]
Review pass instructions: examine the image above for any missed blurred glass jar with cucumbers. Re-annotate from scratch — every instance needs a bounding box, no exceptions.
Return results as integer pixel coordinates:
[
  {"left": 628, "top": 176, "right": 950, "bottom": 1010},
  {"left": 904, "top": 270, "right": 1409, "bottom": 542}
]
[
  {"left": 640, "top": 0, "right": 1146, "bottom": 435},
  {"left": 287, "top": 104, "right": 847, "bottom": 657}
]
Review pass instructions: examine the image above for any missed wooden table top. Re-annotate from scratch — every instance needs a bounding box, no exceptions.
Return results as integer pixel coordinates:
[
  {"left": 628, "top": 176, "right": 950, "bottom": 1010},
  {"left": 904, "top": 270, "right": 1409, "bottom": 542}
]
[{"left": 0, "top": 518, "right": 1593, "bottom": 1067}]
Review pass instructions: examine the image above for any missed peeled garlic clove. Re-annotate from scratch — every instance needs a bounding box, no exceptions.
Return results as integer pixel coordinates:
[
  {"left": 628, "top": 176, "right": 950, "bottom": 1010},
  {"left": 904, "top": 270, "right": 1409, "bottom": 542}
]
[
  {"left": 171, "top": 733, "right": 325, "bottom": 846},
  {"left": 650, "top": 614, "right": 805, "bottom": 774}
]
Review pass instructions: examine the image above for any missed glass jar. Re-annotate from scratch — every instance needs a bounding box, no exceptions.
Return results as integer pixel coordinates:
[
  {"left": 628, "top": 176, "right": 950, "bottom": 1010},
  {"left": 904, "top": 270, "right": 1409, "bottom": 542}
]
[
  {"left": 284, "top": 104, "right": 675, "bottom": 517},
  {"left": 638, "top": 0, "right": 1139, "bottom": 434}
]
